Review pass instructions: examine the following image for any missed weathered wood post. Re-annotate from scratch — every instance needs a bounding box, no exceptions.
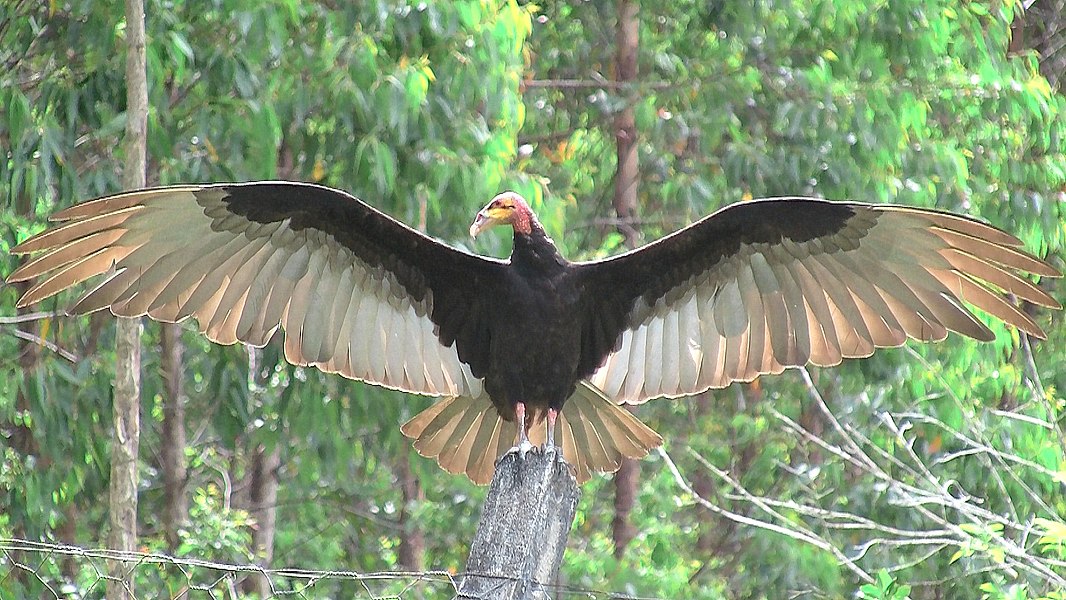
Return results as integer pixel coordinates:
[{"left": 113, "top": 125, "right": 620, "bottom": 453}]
[{"left": 458, "top": 450, "right": 579, "bottom": 600}]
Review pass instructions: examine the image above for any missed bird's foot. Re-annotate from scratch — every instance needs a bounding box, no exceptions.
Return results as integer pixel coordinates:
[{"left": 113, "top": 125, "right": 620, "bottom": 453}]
[
  {"left": 502, "top": 438, "right": 537, "bottom": 461},
  {"left": 542, "top": 441, "right": 559, "bottom": 461},
  {"left": 518, "top": 438, "right": 535, "bottom": 459}
]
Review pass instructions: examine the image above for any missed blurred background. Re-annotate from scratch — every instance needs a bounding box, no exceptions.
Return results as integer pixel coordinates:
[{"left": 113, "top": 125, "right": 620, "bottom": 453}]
[{"left": 1, "top": 1, "right": 1064, "bottom": 598}]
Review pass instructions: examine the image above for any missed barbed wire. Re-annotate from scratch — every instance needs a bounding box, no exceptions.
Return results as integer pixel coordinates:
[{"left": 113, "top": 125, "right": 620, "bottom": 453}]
[
  {"left": 0, "top": 538, "right": 454, "bottom": 599},
  {"left": 0, "top": 538, "right": 668, "bottom": 600}
]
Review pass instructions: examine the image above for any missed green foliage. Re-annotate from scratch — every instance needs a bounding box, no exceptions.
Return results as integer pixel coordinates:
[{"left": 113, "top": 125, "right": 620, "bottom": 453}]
[
  {"left": 860, "top": 569, "right": 912, "bottom": 600},
  {"left": 1, "top": 0, "right": 530, "bottom": 595},
  {"left": 524, "top": 0, "right": 1065, "bottom": 597},
  {"left": 2, "top": 0, "right": 1064, "bottom": 598},
  {"left": 175, "top": 486, "right": 255, "bottom": 563},
  {"left": 1036, "top": 518, "right": 1066, "bottom": 560},
  {"left": 131, "top": 486, "right": 257, "bottom": 595}
]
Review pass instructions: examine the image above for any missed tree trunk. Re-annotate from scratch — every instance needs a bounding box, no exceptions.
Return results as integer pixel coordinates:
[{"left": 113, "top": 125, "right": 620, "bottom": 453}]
[
  {"left": 691, "top": 391, "right": 743, "bottom": 584},
  {"left": 612, "top": 0, "right": 640, "bottom": 248},
  {"left": 796, "top": 376, "right": 825, "bottom": 466},
  {"left": 398, "top": 201, "right": 429, "bottom": 572},
  {"left": 611, "top": 0, "right": 641, "bottom": 559},
  {"left": 107, "top": 1, "right": 146, "bottom": 598},
  {"left": 5, "top": 182, "right": 41, "bottom": 589},
  {"left": 692, "top": 393, "right": 718, "bottom": 556},
  {"left": 58, "top": 505, "right": 79, "bottom": 582},
  {"left": 397, "top": 456, "right": 426, "bottom": 570},
  {"left": 241, "top": 347, "right": 281, "bottom": 598},
  {"left": 11, "top": 295, "right": 39, "bottom": 461},
  {"left": 1011, "top": 0, "right": 1066, "bottom": 90},
  {"left": 612, "top": 457, "right": 639, "bottom": 558},
  {"left": 242, "top": 443, "right": 281, "bottom": 597},
  {"left": 160, "top": 323, "right": 188, "bottom": 551},
  {"left": 8, "top": 277, "right": 40, "bottom": 589}
]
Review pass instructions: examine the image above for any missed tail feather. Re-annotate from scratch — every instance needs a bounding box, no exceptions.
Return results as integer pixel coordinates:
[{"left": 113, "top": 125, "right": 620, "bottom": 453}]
[
  {"left": 558, "top": 417, "right": 590, "bottom": 482},
  {"left": 404, "top": 396, "right": 469, "bottom": 457},
  {"left": 579, "top": 389, "right": 661, "bottom": 457},
  {"left": 435, "top": 404, "right": 482, "bottom": 468},
  {"left": 399, "top": 383, "right": 663, "bottom": 485},
  {"left": 401, "top": 395, "right": 519, "bottom": 485},
  {"left": 557, "top": 383, "right": 662, "bottom": 483},
  {"left": 465, "top": 413, "right": 506, "bottom": 484}
]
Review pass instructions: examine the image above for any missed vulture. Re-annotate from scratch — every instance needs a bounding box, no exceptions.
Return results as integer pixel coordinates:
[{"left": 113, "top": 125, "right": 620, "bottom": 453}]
[{"left": 8, "top": 182, "right": 1060, "bottom": 484}]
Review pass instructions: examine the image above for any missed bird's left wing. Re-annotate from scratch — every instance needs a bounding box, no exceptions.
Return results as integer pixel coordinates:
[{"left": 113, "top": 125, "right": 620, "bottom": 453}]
[
  {"left": 8, "top": 182, "right": 503, "bottom": 398},
  {"left": 571, "top": 198, "right": 1060, "bottom": 405}
]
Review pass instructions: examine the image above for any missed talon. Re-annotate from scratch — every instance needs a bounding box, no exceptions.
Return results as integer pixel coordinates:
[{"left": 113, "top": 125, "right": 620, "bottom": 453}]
[
  {"left": 500, "top": 439, "right": 535, "bottom": 464},
  {"left": 543, "top": 443, "right": 558, "bottom": 461}
]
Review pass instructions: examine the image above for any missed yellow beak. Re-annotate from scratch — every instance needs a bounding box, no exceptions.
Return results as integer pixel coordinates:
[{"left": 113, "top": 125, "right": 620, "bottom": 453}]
[
  {"left": 469, "top": 207, "right": 508, "bottom": 238},
  {"left": 469, "top": 212, "right": 489, "bottom": 238}
]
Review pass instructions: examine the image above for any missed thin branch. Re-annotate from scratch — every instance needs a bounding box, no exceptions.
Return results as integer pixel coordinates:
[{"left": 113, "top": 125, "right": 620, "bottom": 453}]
[
  {"left": 657, "top": 446, "right": 875, "bottom": 583},
  {"left": 517, "top": 128, "right": 578, "bottom": 146},
  {"left": 787, "top": 367, "right": 1066, "bottom": 588},
  {"left": 989, "top": 408, "right": 1056, "bottom": 430},
  {"left": 522, "top": 77, "right": 674, "bottom": 91},
  {"left": 1021, "top": 332, "right": 1066, "bottom": 450},
  {"left": 570, "top": 215, "right": 693, "bottom": 231},
  {"left": 0, "top": 311, "right": 65, "bottom": 324},
  {"left": 7, "top": 327, "right": 78, "bottom": 362}
]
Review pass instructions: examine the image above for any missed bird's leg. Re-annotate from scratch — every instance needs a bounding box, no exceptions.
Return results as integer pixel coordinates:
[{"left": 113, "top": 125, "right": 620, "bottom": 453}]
[
  {"left": 544, "top": 408, "right": 558, "bottom": 459},
  {"left": 515, "top": 401, "right": 534, "bottom": 458}
]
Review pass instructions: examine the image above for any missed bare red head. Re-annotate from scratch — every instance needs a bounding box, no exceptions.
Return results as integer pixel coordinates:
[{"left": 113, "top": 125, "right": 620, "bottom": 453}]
[{"left": 469, "top": 191, "right": 535, "bottom": 237}]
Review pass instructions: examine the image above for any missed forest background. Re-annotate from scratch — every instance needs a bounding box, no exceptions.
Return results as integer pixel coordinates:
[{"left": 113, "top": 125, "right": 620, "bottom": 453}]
[{"left": 1, "top": 1, "right": 1065, "bottom": 598}]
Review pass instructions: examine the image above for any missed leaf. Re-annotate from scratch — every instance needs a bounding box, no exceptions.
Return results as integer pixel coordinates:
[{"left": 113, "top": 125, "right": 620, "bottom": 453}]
[
  {"left": 5, "top": 88, "right": 30, "bottom": 143},
  {"left": 404, "top": 66, "right": 431, "bottom": 111},
  {"left": 860, "top": 583, "right": 881, "bottom": 598},
  {"left": 312, "top": 158, "right": 327, "bottom": 182},
  {"left": 168, "top": 30, "right": 195, "bottom": 60},
  {"left": 990, "top": 547, "right": 1006, "bottom": 564},
  {"left": 372, "top": 141, "right": 397, "bottom": 194}
]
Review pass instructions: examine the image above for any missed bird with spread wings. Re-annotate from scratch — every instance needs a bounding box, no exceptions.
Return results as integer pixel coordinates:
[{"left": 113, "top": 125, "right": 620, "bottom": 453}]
[{"left": 8, "top": 182, "right": 1060, "bottom": 483}]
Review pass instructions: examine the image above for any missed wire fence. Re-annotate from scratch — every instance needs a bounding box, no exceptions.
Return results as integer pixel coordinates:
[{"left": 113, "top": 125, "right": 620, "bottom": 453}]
[
  {"left": 0, "top": 539, "right": 669, "bottom": 600},
  {"left": 1, "top": 539, "right": 461, "bottom": 599}
]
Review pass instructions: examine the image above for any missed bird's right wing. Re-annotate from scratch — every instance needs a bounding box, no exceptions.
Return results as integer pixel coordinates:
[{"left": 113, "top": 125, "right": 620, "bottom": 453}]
[
  {"left": 8, "top": 182, "right": 504, "bottom": 398},
  {"left": 571, "top": 198, "right": 1060, "bottom": 405}
]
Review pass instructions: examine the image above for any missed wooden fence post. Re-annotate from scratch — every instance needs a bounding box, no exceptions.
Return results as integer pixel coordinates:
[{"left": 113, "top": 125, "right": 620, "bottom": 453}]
[{"left": 458, "top": 450, "right": 579, "bottom": 600}]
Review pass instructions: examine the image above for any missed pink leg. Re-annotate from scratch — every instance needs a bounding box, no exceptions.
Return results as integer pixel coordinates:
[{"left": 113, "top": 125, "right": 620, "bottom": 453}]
[
  {"left": 515, "top": 402, "right": 528, "bottom": 446},
  {"left": 546, "top": 408, "right": 558, "bottom": 449}
]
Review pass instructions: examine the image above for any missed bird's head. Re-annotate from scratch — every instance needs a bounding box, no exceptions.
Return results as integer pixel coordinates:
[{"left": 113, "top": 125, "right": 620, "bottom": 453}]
[{"left": 470, "top": 192, "right": 534, "bottom": 237}]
